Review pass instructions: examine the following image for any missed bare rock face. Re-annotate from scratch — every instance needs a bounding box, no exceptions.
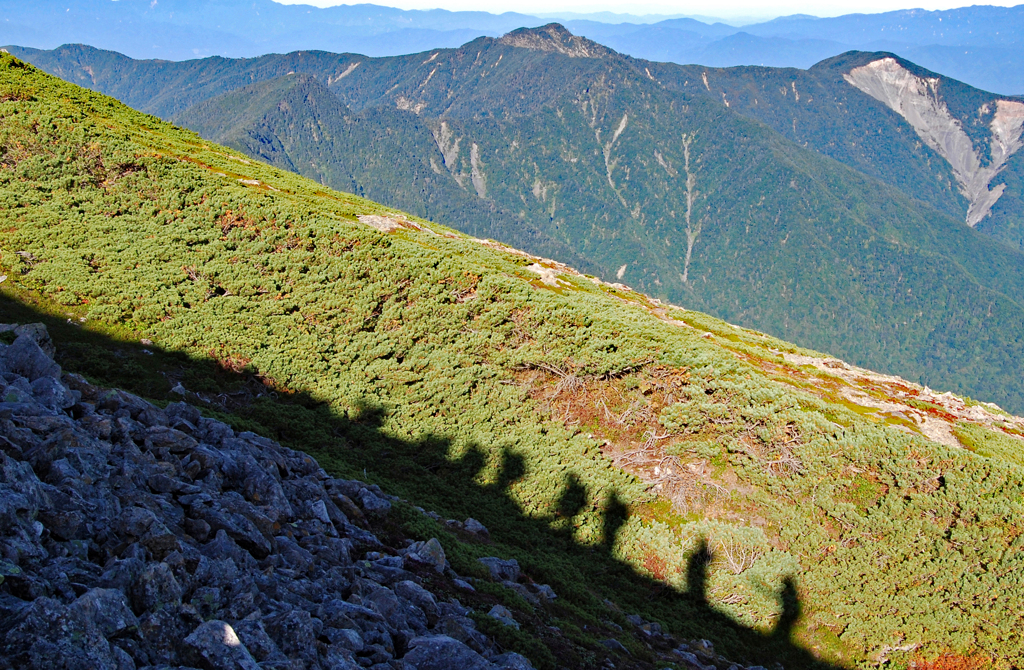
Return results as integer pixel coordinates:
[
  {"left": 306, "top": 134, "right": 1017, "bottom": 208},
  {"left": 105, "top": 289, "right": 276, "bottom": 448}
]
[
  {"left": 844, "top": 57, "right": 1024, "bottom": 226},
  {"left": 0, "top": 323, "right": 534, "bottom": 670},
  {"left": 498, "top": 24, "right": 613, "bottom": 59}
]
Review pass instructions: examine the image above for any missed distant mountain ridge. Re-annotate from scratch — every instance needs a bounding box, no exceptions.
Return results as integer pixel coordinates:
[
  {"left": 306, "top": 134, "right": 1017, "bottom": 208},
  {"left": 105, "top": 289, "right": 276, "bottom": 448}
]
[
  {"left": 2, "top": 0, "right": 1024, "bottom": 93},
  {"left": 13, "top": 29, "right": 1024, "bottom": 415}
]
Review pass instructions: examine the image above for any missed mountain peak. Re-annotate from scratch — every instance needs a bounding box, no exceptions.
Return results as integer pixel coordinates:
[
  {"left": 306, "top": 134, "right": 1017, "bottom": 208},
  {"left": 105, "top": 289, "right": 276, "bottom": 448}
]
[{"left": 497, "top": 23, "right": 613, "bottom": 58}]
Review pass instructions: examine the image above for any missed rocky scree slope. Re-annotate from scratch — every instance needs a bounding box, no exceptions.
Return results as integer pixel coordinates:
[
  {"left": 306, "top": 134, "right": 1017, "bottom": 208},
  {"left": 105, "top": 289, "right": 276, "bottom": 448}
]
[{"left": 0, "top": 322, "right": 763, "bottom": 670}]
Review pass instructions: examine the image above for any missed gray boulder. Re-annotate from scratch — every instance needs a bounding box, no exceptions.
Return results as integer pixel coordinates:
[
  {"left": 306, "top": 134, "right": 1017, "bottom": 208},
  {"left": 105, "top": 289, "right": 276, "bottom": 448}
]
[
  {"left": 477, "top": 557, "right": 520, "bottom": 582},
  {"left": 402, "top": 635, "right": 496, "bottom": 670},
  {"left": 405, "top": 538, "right": 446, "bottom": 573},
  {"left": 69, "top": 588, "right": 139, "bottom": 638},
  {"left": 4, "top": 334, "right": 60, "bottom": 382},
  {"left": 183, "top": 620, "right": 260, "bottom": 670}
]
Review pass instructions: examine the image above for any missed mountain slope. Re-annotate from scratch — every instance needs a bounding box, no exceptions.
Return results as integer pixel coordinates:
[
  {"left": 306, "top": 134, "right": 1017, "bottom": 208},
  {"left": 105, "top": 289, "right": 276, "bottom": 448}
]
[
  {"left": 14, "top": 35, "right": 1024, "bottom": 414},
  {"left": 649, "top": 51, "right": 1024, "bottom": 247},
  {"left": 4, "top": 50, "right": 1024, "bottom": 668}
]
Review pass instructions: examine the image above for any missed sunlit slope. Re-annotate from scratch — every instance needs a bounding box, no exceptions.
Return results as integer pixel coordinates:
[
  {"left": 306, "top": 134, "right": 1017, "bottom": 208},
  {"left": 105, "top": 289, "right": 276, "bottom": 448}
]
[
  {"left": 3, "top": 53, "right": 1024, "bottom": 668},
  {"left": 14, "top": 38, "right": 1024, "bottom": 414}
]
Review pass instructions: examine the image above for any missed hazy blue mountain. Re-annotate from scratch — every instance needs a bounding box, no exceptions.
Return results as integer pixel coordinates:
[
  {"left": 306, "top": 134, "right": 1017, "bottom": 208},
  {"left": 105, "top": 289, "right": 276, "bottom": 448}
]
[{"left": 2, "top": 1, "right": 1024, "bottom": 92}]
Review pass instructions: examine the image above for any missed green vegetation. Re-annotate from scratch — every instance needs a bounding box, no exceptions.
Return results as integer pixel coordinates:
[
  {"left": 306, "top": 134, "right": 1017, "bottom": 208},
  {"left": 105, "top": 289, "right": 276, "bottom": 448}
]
[
  {"left": 3, "top": 53, "right": 1024, "bottom": 668},
  {"left": 952, "top": 422, "right": 1024, "bottom": 468},
  {"left": 12, "top": 39, "right": 1024, "bottom": 414}
]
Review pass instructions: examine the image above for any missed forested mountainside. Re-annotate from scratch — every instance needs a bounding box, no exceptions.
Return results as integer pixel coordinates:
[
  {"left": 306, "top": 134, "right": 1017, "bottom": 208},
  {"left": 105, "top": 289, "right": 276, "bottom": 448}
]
[
  {"left": 649, "top": 51, "right": 1024, "bottom": 247},
  {"left": 10, "top": 30, "right": 1024, "bottom": 415},
  {"left": 3, "top": 52, "right": 1024, "bottom": 669}
]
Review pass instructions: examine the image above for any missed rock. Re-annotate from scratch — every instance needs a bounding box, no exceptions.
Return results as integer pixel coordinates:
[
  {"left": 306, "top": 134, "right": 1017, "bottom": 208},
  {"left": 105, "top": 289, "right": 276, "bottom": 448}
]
[
  {"left": 528, "top": 583, "right": 557, "bottom": 601},
  {"left": 402, "top": 635, "right": 497, "bottom": 670},
  {"left": 463, "top": 517, "right": 489, "bottom": 538},
  {"left": 3, "top": 334, "right": 61, "bottom": 382},
  {"left": 478, "top": 557, "right": 520, "bottom": 582},
  {"left": 487, "top": 604, "right": 519, "bottom": 629},
  {"left": 265, "top": 608, "right": 323, "bottom": 664},
  {"left": 233, "top": 618, "right": 287, "bottom": 664},
  {"left": 183, "top": 620, "right": 260, "bottom": 670},
  {"left": 492, "top": 651, "right": 535, "bottom": 670},
  {"left": 674, "top": 649, "right": 705, "bottom": 667},
  {"left": 144, "top": 426, "right": 198, "bottom": 453},
  {"left": 405, "top": 538, "right": 446, "bottom": 573},
  {"left": 131, "top": 562, "right": 183, "bottom": 613},
  {"left": 358, "top": 488, "right": 392, "bottom": 517},
  {"left": 69, "top": 588, "right": 139, "bottom": 638},
  {"left": 325, "top": 626, "right": 365, "bottom": 653},
  {"left": 600, "top": 638, "right": 631, "bottom": 655},
  {"left": 394, "top": 580, "right": 438, "bottom": 621},
  {"left": 11, "top": 323, "right": 56, "bottom": 357},
  {"left": 29, "top": 377, "right": 77, "bottom": 410}
]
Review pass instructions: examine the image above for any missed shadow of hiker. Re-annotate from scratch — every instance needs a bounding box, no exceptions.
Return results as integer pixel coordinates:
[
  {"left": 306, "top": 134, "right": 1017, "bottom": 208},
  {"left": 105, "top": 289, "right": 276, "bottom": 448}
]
[
  {"left": 554, "top": 472, "right": 588, "bottom": 537},
  {"left": 687, "top": 540, "right": 714, "bottom": 606},
  {"left": 0, "top": 292, "right": 841, "bottom": 670},
  {"left": 772, "top": 577, "right": 802, "bottom": 645},
  {"left": 601, "top": 491, "right": 629, "bottom": 551}
]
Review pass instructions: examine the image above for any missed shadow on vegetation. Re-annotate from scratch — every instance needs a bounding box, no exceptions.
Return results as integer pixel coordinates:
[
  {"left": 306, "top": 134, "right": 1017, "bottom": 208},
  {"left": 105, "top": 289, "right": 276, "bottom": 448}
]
[{"left": 0, "top": 291, "right": 842, "bottom": 670}]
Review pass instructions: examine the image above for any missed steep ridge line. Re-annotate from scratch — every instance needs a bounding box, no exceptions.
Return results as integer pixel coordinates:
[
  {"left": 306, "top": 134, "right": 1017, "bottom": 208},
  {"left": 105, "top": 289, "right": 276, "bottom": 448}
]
[{"left": 844, "top": 57, "right": 1024, "bottom": 226}]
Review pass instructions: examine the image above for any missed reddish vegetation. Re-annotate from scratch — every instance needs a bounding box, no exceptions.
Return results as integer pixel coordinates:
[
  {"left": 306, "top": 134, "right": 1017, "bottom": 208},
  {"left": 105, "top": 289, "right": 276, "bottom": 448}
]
[
  {"left": 910, "top": 653, "right": 990, "bottom": 670},
  {"left": 642, "top": 552, "right": 669, "bottom": 581},
  {"left": 218, "top": 209, "right": 263, "bottom": 237},
  {"left": 519, "top": 364, "right": 740, "bottom": 515}
]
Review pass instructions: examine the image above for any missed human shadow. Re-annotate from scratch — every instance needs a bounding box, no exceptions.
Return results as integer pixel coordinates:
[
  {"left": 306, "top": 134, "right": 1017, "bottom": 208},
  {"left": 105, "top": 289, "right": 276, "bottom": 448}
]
[{"left": 0, "top": 291, "right": 841, "bottom": 670}]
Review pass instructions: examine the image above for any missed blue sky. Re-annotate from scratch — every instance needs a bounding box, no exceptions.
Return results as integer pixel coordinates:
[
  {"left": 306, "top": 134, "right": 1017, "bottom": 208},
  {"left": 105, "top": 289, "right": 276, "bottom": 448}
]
[{"left": 271, "top": 0, "right": 1021, "bottom": 22}]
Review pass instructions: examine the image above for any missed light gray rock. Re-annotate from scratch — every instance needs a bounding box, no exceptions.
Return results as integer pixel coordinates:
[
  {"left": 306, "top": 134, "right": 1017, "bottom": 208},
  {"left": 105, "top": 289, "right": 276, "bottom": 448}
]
[
  {"left": 463, "top": 518, "right": 489, "bottom": 537},
  {"left": 600, "top": 638, "right": 631, "bottom": 655},
  {"left": 183, "top": 620, "right": 260, "bottom": 670},
  {"left": 528, "top": 583, "right": 557, "bottom": 601}
]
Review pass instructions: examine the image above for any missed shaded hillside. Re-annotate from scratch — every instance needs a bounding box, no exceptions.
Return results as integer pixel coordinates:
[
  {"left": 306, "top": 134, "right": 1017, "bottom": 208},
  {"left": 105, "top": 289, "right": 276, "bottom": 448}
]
[
  {"left": 3, "top": 51, "right": 1024, "bottom": 668},
  {"left": 13, "top": 34, "right": 1024, "bottom": 414}
]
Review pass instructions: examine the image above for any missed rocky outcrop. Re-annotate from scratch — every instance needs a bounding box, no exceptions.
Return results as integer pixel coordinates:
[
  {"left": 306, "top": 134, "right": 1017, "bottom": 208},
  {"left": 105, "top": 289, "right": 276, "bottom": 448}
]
[
  {"left": 844, "top": 57, "right": 1024, "bottom": 226},
  {"left": 497, "top": 24, "right": 613, "bottom": 59},
  {"left": 0, "top": 324, "right": 534, "bottom": 670}
]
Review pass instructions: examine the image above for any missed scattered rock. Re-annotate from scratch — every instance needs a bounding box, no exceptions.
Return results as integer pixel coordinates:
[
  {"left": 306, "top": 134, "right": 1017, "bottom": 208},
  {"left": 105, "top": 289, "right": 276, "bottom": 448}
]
[
  {"left": 488, "top": 604, "right": 519, "bottom": 629},
  {"left": 405, "top": 537, "right": 446, "bottom": 573},
  {"left": 600, "top": 638, "right": 631, "bottom": 655},
  {"left": 464, "top": 517, "right": 489, "bottom": 537},
  {"left": 403, "top": 634, "right": 496, "bottom": 670},
  {"left": 478, "top": 556, "right": 520, "bottom": 582},
  {"left": 0, "top": 322, "right": 764, "bottom": 670}
]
